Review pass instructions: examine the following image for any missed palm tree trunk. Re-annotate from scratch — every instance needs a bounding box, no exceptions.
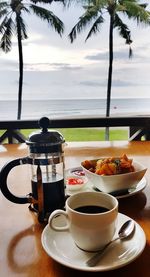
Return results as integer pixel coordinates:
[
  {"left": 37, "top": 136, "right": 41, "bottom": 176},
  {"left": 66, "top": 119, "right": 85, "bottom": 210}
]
[
  {"left": 16, "top": 14, "right": 23, "bottom": 120},
  {"left": 105, "top": 13, "right": 114, "bottom": 140}
]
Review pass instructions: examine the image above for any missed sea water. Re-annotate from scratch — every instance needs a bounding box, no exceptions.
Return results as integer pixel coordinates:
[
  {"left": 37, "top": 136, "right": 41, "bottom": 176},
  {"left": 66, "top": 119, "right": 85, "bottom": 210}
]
[{"left": 0, "top": 98, "right": 150, "bottom": 120}]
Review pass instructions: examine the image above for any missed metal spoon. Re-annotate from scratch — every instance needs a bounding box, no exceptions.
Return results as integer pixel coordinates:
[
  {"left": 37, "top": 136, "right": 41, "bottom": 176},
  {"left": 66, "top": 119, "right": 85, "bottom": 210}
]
[{"left": 86, "top": 219, "right": 135, "bottom": 267}]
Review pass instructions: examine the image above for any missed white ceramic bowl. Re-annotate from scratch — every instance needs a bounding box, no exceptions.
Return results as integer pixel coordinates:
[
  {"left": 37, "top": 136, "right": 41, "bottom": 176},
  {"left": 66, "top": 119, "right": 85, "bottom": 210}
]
[
  {"left": 81, "top": 160, "right": 147, "bottom": 193},
  {"left": 65, "top": 175, "right": 88, "bottom": 191}
]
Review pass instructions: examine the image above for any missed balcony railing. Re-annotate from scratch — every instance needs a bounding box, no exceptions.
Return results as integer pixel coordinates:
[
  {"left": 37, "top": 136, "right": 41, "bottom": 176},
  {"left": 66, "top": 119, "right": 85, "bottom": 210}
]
[{"left": 0, "top": 116, "right": 150, "bottom": 144}]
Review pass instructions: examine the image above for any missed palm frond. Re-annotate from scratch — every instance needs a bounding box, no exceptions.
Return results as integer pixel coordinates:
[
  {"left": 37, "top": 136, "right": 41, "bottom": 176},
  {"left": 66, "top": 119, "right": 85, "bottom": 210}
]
[
  {"left": 129, "top": 45, "right": 132, "bottom": 58},
  {"left": 83, "top": 0, "right": 107, "bottom": 11},
  {"left": 29, "top": 5, "right": 64, "bottom": 35},
  {"left": 0, "top": 17, "right": 14, "bottom": 52},
  {"left": 30, "top": 0, "right": 65, "bottom": 4},
  {"left": 21, "top": 6, "right": 30, "bottom": 14},
  {"left": 118, "top": 0, "right": 140, "bottom": 4},
  {"left": 16, "top": 15, "right": 28, "bottom": 40},
  {"left": 0, "top": 15, "right": 10, "bottom": 34},
  {"left": 114, "top": 13, "right": 133, "bottom": 58},
  {"left": 0, "top": 16, "right": 7, "bottom": 34},
  {"left": 139, "top": 4, "right": 148, "bottom": 9},
  {"left": 85, "top": 15, "right": 104, "bottom": 41},
  {"left": 0, "top": 8, "right": 8, "bottom": 19},
  {"left": 69, "top": 5, "right": 100, "bottom": 43},
  {"left": 0, "top": 1, "right": 8, "bottom": 10},
  {"left": 114, "top": 13, "right": 132, "bottom": 45},
  {"left": 120, "top": 1, "right": 150, "bottom": 25},
  {"left": 94, "top": 0, "right": 108, "bottom": 9},
  {"left": 30, "top": 0, "right": 53, "bottom": 3}
]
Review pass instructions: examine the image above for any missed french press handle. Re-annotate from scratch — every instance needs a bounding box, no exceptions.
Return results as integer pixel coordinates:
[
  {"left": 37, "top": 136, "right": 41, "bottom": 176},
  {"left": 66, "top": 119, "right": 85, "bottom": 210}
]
[{"left": 0, "top": 157, "right": 31, "bottom": 204}]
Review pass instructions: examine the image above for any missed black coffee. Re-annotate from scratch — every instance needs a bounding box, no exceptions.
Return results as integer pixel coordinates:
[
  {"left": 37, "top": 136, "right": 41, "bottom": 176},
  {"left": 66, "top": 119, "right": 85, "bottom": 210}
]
[
  {"left": 74, "top": 205, "right": 109, "bottom": 214},
  {"left": 31, "top": 179, "right": 65, "bottom": 213}
]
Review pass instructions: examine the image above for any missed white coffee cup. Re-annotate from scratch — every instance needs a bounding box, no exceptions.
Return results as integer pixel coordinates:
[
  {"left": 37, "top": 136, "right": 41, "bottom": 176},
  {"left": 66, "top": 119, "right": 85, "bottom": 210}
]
[{"left": 48, "top": 191, "right": 118, "bottom": 252}]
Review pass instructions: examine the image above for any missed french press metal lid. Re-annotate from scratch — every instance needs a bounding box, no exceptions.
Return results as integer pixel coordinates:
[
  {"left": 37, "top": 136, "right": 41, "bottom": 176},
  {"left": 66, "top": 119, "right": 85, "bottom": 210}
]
[{"left": 26, "top": 117, "right": 65, "bottom": 153}]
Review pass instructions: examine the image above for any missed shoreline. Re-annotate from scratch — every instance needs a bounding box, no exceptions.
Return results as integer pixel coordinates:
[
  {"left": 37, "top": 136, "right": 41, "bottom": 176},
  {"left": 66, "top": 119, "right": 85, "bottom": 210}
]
[
  {"left": 54, "top": 112, "right": 150, "bottom": 120},
  {"left": 1, "top": 112, "right": 150, "bottom": 121}
]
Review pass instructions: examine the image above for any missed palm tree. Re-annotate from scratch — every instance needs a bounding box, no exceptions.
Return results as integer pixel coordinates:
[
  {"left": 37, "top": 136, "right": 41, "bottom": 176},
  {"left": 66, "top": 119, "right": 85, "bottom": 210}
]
[
  {"left": 0, "top": 0, "right": 64, "bottom": 120},
  {"left": 69, "top": 0, "right": 150, "bottom": 139}
]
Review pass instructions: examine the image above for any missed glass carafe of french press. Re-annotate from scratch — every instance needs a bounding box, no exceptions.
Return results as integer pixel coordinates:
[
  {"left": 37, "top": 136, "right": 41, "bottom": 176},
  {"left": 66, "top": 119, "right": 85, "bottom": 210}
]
[{"left": 0, "top": 117, "right": 66, "bottom": 222}]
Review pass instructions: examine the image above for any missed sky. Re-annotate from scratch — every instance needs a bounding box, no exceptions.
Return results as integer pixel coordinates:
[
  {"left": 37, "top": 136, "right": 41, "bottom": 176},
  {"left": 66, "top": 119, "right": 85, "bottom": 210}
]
[{"left": 0, "top": 0, "right": 150, "bottom": 101}]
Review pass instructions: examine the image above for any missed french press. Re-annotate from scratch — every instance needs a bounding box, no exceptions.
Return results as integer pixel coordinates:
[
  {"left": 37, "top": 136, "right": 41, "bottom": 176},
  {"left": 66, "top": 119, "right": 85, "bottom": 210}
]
[{"left": 0, "top": 117, "right": 66, "bottom": 222}]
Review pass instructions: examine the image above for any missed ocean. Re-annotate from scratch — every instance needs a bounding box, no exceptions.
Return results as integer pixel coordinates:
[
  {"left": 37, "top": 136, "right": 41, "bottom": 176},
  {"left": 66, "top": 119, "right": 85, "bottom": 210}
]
[{"left": 0, "top": 98, "right": 150, "bottom": 120}]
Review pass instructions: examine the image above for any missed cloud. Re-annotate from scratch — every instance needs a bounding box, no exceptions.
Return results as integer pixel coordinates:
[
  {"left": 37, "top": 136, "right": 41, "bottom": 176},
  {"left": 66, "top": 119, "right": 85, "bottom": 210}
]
[
  {"left": 85, "top": 46, "right": 150, "bottom": 63},
  {"left": 85, "top": 51, "right": 108, "bottom": 61},
  {"left": 80, "top": 79, "right": 138, "bottom": 88},
  {"left": 79, "top": 81, "right": 103, "bottom": 87},
  {"left": 50, "top": 63, "right": 82, "bottom": 70},
  {"left": 24, "top": 62, "right": 82, "bottom": 71},
  {"left": 0, "top": 59, "right": 18, "bottom": 70},
  {"left": 0, "top": 57, "right": 82, "bottom": 71},
  {"left": 85, "top": 50, "right": 130, "bottom": 61},
  {"left": 112, "top": 79, "right": 136, "bottom": 87}
]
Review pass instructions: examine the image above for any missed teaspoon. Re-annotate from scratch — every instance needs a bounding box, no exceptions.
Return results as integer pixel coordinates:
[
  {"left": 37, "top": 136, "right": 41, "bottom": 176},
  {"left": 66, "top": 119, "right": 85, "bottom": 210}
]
[{"left": 86, "top": 219, "right": 135, "bottom": 267}]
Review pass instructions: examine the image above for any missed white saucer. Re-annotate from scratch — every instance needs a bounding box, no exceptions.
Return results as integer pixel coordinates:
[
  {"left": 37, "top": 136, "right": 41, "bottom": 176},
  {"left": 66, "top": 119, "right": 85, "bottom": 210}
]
[
  {"left": 41, "top": 213, "right": 146, "bottom": 272},
  {"left": 65, "top": 168, "right": 147, "bottom": 199}
]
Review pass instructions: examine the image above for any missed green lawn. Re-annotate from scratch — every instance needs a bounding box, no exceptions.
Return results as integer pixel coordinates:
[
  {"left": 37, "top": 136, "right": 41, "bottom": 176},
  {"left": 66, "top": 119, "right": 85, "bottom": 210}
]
[
  {"left": 57, "top": 128, "right": 128, "bottom": 141},
  {"left": 21, "top": 128, "right": 128, "bottom": 141},
  {"left": 0, "top": 128, "right": 128, "bottom": 142}
]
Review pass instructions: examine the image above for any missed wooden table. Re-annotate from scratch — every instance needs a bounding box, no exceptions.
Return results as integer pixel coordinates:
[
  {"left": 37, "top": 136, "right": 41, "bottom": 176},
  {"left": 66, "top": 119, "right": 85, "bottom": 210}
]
[{"left": 0, "top": 141, "right": 150, "bottom": 277}]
